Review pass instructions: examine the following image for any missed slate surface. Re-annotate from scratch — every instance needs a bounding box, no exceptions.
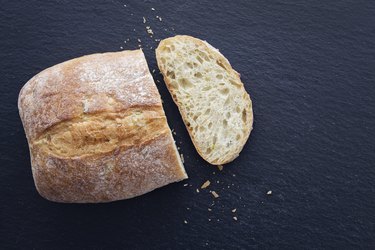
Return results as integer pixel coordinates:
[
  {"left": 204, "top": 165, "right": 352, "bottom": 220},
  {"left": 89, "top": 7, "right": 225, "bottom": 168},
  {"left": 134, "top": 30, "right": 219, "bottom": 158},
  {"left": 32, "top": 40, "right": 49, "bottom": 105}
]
[{"left": 1, "top": 0, "right": 375, "bottom": 249}]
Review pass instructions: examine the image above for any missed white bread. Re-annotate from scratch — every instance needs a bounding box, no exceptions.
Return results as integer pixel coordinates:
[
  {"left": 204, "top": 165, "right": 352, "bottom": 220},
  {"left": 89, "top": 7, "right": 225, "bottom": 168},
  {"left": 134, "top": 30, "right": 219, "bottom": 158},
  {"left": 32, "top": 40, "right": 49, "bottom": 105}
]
[
  {"left": 156, "top": 35, "right": 253, "bottom": 165},
  {"left": 18, "top": 49, "right": 187, "bottom": 203}
]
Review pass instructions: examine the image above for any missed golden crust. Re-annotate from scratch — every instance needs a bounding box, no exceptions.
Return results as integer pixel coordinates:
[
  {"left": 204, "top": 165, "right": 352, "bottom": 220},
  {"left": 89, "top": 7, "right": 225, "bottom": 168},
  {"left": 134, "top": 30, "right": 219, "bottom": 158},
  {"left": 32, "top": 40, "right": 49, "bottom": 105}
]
[
  {"left": 156, "top": 36, "right": 253, "bottom": 165},
  {"left": 18, "top": 49, "right": 187, "bottom": 203}
]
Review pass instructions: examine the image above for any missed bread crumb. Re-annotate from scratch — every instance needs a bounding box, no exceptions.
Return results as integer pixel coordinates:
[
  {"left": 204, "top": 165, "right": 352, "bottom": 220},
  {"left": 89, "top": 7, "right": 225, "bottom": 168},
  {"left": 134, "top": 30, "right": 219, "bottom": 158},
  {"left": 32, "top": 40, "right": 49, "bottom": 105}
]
[
  {"left": 184, "top": 220, "right": 188, "bottom": 224},
  {"left": 120, "top": 46, "right": 123, "bottom": 49},
  {"left": 151, "top": 7, "right": 155, "bottom": 10},
  {"left": 211, "top": 191, "right": 219, "bottom": 198},
  {"left": 180, "top": 154, "right": 184, "bottom": 163},
  {"left": 208, "top": 219, "right": 211, "bottom": 222},
  {"left": 183, "top": 183, "right": 188, "bottom": 187},
  {"left": 232, "top": 174, "right": 236, "bottom": 177},
  {"left": 232, "top": 209, "right": 237, "bottom": 213},
  {"left": 152, "top": 69, "right": 155, "bottom": 73},
  {"left": 186, "top": 207, "right": 190, "bottom": 210},
  {"left": 137, "top": 38, "right": 141, "bottom": 43},
  {"left": 208, "top": 208, "right": 212, "bottom": 211},
  {"left": 156, "top": 16, "right": 162, "bottom": 21},
  {"left": 146, "top": 26, "right": 154, "bottom": 36},
  {"left": 196, "top": 188, "right": 200, "bottom": 193},
  {"left": 201, "top": 180, "right": 210, "bottom": 189},
  {"left": 267, "top": 190, "right": 272, "bottom": 195},
  {"left": 233, "top": 216, "right": 238, "bottom": 221},
  {"left": 143, "top": 17, "right": 146, "bottom": 23},
  {"left": 217, "top": 165, "right": 223, "bottom": 171}
]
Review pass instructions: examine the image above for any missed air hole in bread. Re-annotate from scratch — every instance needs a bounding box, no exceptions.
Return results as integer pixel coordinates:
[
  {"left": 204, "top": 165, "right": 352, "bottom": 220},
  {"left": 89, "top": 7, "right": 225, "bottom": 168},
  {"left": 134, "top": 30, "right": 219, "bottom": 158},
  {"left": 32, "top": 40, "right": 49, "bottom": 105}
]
[
  {"left": 216, "top": 74, "right": 223, "bottom": 79},
  {"left": 178, "top": 78, "right": 194, "bottom": 89},
  {"left": 236, "top": 134, "right": 241, "bottom": 140},
  {"left": 194, "top": 72, "right": 203, "bottom": 78},
  {"left": 236, "top": 106, "right": 241, "bottom": 113},
  {"left": 167, "top": 71, "right": 176, "bottom": 79},
  {"left": 216, "top": 60, "right": 226, "bottom": 70},
  {"left": 186, "top": 62, "right": 194, "bottom": 69},
  {"left": 204, "top": 109, "right": 211, "bottom": 115},
  {"left": 196, "top": 56, "right": 203, "bottom": 64},
  {"left": 230, "top": 79, "right": 241, "bottom": 88},
  {"left": 223, "top": 119, "right": 228, "bottom": 128},
  {"left": 202, "top": 85, "right": 211, "bottom": 91},
  {"left": 242, "top": 109, "right": 247, "bottom": 122},
  {"left": 226, "top": 112, "right": 231, "bottom": 119},
  {"left": 208, "top": 122, "right": 212, "bottom": 129},
  {"left": 219, "top": 88, "right": 229, "bottom": 95}
]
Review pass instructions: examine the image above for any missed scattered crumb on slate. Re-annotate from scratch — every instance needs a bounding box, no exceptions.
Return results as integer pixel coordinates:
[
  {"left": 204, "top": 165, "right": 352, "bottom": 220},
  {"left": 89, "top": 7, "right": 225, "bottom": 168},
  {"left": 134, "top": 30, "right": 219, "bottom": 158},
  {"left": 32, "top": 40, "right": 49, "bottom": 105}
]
[
  {"left": 196, "top": 188, "right": 200, "bottom": 193},
  {"left": 183, "top": 183, "right": 188, "bottom": 187},
  {"left": 146, "top": 26, "right": 154, "bottom": 36},
  {"left": 151, "top": 7, "right": 155, "bottom": 11},
  {"left": 201, "top": 180, "right": 210, "bottom": 189},
  {"left": 152, "top": 69, "right": 155, "bottom": 73},
  {"left": 208, "top": 208, "right": 212, "bottom": 211},
  {"left": 143, "top": 17, "right": 146, "bottom": 23},
  {"left": 232, "top": 209, "right": 237, "bottom": 213},
  {"left": 184, "top": 220, "right": 188, "bottom": 224},
  {"left": 211, "top": 191, "right": 219, "bottom": 198},
  {"left": 267, "top": 190, "right": 272, "bottom": 195},
  {"left": 233, "top": 217, "right": 238, "bottom": 221},
  {"left": 137, "top": 38, "right": 141, "bottom": 43},
  {"left": 217, "top": 165, "right": 223, "bottom": 171}
]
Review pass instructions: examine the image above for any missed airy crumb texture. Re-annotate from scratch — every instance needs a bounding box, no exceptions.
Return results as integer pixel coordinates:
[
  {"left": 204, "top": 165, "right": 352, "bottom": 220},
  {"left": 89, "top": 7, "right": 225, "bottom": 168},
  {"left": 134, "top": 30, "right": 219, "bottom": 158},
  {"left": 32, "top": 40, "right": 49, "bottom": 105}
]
[{"left": 156, "top": 35, "right": 253, "bottom": 165}]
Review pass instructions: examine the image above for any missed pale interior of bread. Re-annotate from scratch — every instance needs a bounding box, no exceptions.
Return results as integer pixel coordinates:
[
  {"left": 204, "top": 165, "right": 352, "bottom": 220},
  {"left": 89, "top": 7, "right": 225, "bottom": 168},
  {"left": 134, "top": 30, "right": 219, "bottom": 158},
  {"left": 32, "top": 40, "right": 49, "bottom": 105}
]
[{"left": 157, "top": 37, "right": 252, "bottom": 164}]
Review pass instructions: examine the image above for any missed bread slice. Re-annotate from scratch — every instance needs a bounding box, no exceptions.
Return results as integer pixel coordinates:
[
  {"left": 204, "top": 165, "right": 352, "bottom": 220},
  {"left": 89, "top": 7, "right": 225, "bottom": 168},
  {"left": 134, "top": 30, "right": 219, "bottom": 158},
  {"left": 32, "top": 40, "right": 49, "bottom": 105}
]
[{"left": 156, "top": 35, "right": 253, "bottom": 165}]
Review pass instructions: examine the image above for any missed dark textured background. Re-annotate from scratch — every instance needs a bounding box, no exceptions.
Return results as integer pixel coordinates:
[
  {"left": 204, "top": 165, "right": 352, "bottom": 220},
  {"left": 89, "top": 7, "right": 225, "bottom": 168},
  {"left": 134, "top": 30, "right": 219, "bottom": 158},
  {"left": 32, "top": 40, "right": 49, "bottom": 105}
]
[{"left": 1, "top": 0, "right": 375, "bottom": 249}]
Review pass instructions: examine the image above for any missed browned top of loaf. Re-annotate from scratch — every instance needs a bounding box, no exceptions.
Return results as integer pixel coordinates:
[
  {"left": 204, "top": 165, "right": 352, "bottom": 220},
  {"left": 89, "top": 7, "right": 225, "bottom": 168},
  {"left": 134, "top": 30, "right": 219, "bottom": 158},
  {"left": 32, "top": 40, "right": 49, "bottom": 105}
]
[{"left": 18, "top": 49, "right": 161, "bottom": 141}]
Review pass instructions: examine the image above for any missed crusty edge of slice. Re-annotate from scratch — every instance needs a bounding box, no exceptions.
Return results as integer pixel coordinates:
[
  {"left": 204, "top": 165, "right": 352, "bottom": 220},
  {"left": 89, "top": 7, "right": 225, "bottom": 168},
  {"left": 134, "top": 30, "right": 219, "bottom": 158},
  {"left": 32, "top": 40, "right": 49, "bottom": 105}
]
[{"left": 156, "top": 35, "right": 253, "bottom": 165}]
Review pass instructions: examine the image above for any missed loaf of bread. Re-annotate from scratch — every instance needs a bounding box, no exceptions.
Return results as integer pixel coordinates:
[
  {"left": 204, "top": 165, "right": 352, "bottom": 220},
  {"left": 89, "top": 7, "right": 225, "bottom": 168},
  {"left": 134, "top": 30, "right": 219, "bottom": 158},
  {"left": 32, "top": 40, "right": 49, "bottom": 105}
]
[
  {"left": 156, "top": 35, "right": 253, "bottom": 165},
  {"left": 18, "top": 49, "right": 187, "bottom": 203}
]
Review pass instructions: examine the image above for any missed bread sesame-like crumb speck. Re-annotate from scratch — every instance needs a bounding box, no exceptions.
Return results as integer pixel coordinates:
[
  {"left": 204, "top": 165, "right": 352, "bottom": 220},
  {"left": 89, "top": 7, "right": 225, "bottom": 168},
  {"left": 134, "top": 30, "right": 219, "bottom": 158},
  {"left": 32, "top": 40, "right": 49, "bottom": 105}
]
[
  {"left": 232, "top": 209, "right": 237, "bottom": 213},
  {"left": 211, "top": 191, "right": 219, "bottom": 198},
  {"left": 184, "top": 220, "right": 188, "bottom": 224},
  {"left": 187, "top": 207, "right": 190, "bottom": 210},
  {"left": 152, "top": 69, "right": 155, "bottom": 73},
  {"left": 233, "top": 174, "right": 236, "bottom": 177},
  {"left": 183, "top": 183, "right": 188, "bottom": 187},
  {"left": 143, "top": 17, "right": 146, "bottom": 23},
  {"left": 120, "top": 46, "right": 123, "bottom": 49},
  {"left": 180, "top": 154, "right": 184, "bottom": 163},
  {"left": 233, "top": 216, "right": 238, "bottom": 221},
  {"left": 217, "top": 165, "right": 223, "bottom": 171},
  {"left": 151, "top": 7, "right": 155, "bottom": 10},
  {"left": 137, "top": 38, "right": 141, "bottom": 43},
  {"left": 196, "top": 188, "right": 200, "bottom": 193},
  {"left": 208, "top": 218, "right": 211, "bottom": 221},
  {"left": 208, "top": 208, "right": 212, "bottom": 211},
  {"left": 267, "top": 190, "right": 272, "bottom": 195},
  {"left": 201, "top": 180, "right": 210, "bottom": 189}
]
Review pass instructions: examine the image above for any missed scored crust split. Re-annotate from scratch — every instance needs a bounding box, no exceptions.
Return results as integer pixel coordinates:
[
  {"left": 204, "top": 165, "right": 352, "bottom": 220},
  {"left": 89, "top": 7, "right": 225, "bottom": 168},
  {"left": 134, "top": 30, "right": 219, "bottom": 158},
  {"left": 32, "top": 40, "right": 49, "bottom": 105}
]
[
  {"left": 18, "top": 49, "right": 187, "bottom": 203},
  {"left": 156, "top": 35, "right": 253, "bottom": 165}
]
